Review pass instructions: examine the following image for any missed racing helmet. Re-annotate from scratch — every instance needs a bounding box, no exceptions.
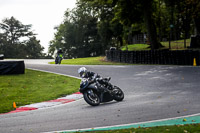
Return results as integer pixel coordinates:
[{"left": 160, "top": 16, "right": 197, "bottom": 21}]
[
  {"left": 78, "top": 67, "right": 87, "bottom": 78},
  {"left": 58, "top": 48, "right": 63, "bottom": 53}
]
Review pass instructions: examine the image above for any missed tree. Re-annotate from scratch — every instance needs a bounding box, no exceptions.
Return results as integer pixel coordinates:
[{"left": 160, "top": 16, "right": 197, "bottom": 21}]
[
  {"left": 0, "top": 16, "right": 44, "bottom": 58},
  {"left": 49, "top": 0, "right": 200, "bottom": 58},
  {"left": 82, "top": 0, "right": 163, "bottom": 49},
  {"left": 49, "top": 2, "right": 104, "bottom": 58},
  {"left": 113, "top": 0, "right": 162, "bottom": 49},
  {"left": 95, "top": 0, "right": 123, "bottom": 48},
  {"left": 26, "top": 37, "right": 44, "bottom": 58},
  {"left": 164, "top": 0, "right": 200, "bottom": 36},
  {"left": 186, "top": 0, "right": 200, "bottom": 35},
  {"left": 49, "top": 0, "right": 125, "bottom": 58},
  {"left": 3, "top": 17, "right": 34, "bottom": 44}
]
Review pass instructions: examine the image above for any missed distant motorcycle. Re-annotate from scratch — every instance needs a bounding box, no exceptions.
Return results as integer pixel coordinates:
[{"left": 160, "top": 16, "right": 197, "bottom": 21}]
[
  {"left": 79, "top": 74, "right": 124, "bottom": 106},
  {"left": 55, "top": 54, "right": 63, "bottom": 64}
]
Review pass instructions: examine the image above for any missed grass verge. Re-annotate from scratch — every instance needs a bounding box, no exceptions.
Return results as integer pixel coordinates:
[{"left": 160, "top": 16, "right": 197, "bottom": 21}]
[
  {"left": 121, "top": 44, "right": 150, "bottom": 51},
  {"left": 161, "top": 39, "right": 191, "bottom": 50},
  {"left": 49, "top": 56, "right": 130, "bottom": 65},
  {"left": 75, "top": 124, "right": 200, "bottom": 133},
  {"left": 121, "top": 39, "right": 191, "bottom": 51},
  {"left": 0, "top": 69, "right": 80, "bottom": 113}
]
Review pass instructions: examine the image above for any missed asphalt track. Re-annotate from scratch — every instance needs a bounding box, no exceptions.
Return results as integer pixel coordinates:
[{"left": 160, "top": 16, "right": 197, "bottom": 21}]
[{"left": 0, "top": 59, "right": 200, "bottom": 133}]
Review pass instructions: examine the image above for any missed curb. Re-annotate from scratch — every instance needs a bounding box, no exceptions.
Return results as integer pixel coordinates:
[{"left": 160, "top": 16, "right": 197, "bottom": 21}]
[{"left": 1, "top": 92, "right": 83, "bottom": 115}]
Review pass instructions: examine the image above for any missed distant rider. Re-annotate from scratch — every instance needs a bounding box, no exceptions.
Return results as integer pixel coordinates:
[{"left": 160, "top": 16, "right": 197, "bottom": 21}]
[
  {"left": 57, "top": 48, "right": 63, "bottom": 58},
  {"left": 55, "top": 48, "right": 63, "bottom": 64}
]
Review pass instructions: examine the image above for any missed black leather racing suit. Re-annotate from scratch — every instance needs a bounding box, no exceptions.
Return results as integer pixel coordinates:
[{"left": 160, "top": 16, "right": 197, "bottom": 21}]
[{"left": 83, "top": 71, "right": 111, "bottom": 89}]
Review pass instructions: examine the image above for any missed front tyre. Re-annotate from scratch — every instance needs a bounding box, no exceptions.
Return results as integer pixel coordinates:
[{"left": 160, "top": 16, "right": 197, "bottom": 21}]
[
  {"left": 112, "top": 86, "right": 124, "bottom": 101},
  {"left": 55, "top": 57, "right": 59, "bottom": 64},
  {"left": 55, "top": 59, "right": 58, "bottom": 64},
  {"left": 83, "top": 89, "right": 100, "bottom": 106}
]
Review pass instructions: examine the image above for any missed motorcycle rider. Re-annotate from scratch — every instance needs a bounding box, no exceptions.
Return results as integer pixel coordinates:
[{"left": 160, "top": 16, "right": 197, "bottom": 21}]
[
  {"left": 57, "top": 48, "right": 63, "bottom": 58},
  {"left": 78, "top": 67, "right": 124, "bottom": 106},
  {"left": 78, "top": 67, "right": 111, "bottom": 89},
  {"left": 55, "top": 48, "right": 63, "bottom": 64}
]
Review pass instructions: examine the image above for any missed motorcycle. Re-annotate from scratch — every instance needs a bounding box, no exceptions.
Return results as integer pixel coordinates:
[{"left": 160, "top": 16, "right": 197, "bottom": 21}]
[
  {"left": 55, "top": 54, "right": 63, "bottom": 64},
  {"left": 79, "top": 74, "right": 124, "bottom": 106}
]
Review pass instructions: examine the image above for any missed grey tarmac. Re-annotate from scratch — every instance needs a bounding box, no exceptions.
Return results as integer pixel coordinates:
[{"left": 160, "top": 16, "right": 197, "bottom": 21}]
[{"left": 0, "top": 59, "right": 200, "bottom": 133}]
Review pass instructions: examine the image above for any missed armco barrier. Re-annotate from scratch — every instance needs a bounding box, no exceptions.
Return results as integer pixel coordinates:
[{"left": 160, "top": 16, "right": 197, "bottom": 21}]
[{"left": 106, "top": 50, "right": 200, "bottom": 66}]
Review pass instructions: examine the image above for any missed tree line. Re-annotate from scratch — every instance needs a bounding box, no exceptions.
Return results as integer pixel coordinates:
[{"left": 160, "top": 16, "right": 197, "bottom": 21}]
[
  {"left": 1, "top": 0, "right": 199, "bottom": 59},
  {"left": 49, "top": 0, "right": 200, "bottom": 59},
  {"left": 0, "top": 17, "right": 45, "bottom": 59}
]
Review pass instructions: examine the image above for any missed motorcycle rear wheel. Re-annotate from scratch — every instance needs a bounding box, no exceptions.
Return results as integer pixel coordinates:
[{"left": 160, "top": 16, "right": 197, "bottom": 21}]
[
  {"left": 112, "top": 86, "right": 124, "bottom": 101},
  {"left": 83, "top": 89, "right": 100, "bottom": 106}
]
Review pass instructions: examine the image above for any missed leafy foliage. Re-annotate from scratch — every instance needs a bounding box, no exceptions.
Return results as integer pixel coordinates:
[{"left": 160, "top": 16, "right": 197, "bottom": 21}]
[
  {"left": 49, "top": 0, "right": 123, "bottom": 58},
  {"left": 0, "top": 16, "right": 44, "bottom": 58},
  {"left": 49, "top": 0, "right": 200, "bottom": 58}
]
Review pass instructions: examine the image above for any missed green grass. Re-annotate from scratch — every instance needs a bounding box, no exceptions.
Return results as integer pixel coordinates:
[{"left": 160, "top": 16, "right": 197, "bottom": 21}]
[
  {"left": 121, "top": 44, "right": 150, "bottom": 51},
  {"left": 76, "top": 124, "right": 200, "bottom": 133},
  {"left": 161, "top": 39, "right": 191, "bottom": 50},
  {"left": 0, "top": 69, "right": 80, "bottom": 113},
  {"left": 49, "top": 57, "right": 130, "bottom": 65},
  {"left": 121, "top": 39, "right": 191, "bottom": 51}
]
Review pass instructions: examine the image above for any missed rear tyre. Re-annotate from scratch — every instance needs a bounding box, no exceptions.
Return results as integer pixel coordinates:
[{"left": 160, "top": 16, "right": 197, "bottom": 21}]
[
  {"left": 112, "top": 86, "right": 124, "bottom": 101},
  {"left": 83, "top": 89, "right": 100, "bottom": 106}
]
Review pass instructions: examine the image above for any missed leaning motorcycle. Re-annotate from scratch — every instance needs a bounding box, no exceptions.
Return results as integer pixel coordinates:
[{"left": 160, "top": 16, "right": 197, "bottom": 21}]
[
  {"left": 55, "top": 54, "right": 63, "bottom": 64},
  {"left": 79, "top": 75, "right": 124, "bottom": 106}
]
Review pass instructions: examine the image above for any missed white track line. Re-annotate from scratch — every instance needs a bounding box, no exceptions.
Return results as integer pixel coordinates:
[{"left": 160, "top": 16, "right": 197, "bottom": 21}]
[
  {"left": 44, "top": 113, "right": 200, "bottom": 133},
  {"left": 27, "top": 68, "right": 81, "bottom": 79}
]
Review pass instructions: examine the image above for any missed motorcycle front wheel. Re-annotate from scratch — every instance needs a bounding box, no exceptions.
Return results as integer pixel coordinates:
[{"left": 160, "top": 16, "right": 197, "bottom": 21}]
[
  {"left": 112, "top": 86, "right": 124, "bottom": 101},
  {"left": 55, "top": 59, "right": 58, "bottom": 64},
  {"left": 58, "top": 57, "right": 62, "bottom": 64},
  {"left": 83, "top": 89, "right": 100, "bottom": 106}
]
